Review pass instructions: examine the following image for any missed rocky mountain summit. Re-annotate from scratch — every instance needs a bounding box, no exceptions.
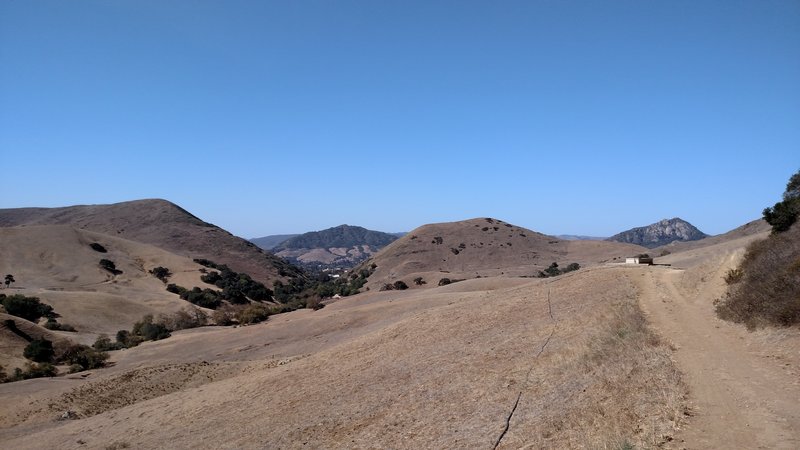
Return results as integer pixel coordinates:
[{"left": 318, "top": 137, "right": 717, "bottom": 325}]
[{"left": 607, "top": 218, "right": 708, "bottom": 248}]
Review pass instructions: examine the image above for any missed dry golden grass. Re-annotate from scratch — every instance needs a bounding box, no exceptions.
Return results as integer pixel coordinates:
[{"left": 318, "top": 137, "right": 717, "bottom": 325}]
[
  {"left": 0, "top": 268, "right": 686, "bottom": 449},
  {"left": 363, "top": 217, "right": 647, "bottom": 290}
]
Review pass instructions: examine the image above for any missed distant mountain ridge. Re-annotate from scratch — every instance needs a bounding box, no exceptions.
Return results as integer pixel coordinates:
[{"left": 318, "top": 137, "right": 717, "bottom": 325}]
[
  {"left": 607, "top": 218, "right": 708, "bottom": 248},
  {"left": 557, "top": 235, "right": 607, "bottom": 241},
  {"left": 275, "top": 225, "right": 397, "bottom": 251},
  {"left": 272, "top": 225, "right": 399, "bottom": 269},
  {"left": 250, "top": 234, "right": 300, "bottom": 250}
]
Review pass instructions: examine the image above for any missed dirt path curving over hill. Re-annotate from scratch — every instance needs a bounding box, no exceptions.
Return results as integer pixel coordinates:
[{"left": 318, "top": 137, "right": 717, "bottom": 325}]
[{"left": 634, "top": 263, "right": 800, "bottom": 449}]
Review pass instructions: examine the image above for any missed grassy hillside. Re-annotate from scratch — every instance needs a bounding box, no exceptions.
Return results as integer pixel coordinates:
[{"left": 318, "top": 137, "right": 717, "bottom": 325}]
[
  {"left": 0, "top": 199, "right": 303, "bottom": 285},
  {"left": 361, "top": 217, "right": 646, "bottom": 289}
]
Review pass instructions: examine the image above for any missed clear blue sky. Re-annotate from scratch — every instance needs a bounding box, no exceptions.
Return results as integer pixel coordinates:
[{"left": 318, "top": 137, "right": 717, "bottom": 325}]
[{"left": 1, "top": 1, "right": 798, "bottom": 238}]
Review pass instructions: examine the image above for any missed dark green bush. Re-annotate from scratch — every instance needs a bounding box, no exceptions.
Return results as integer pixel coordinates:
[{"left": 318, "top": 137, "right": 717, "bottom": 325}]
[
  {"left": 99, "top": 259, "right": 122, "bottom": 275},
  {"left": 166, "top": 283, "right": 187, "bottom": 295},
  {"left": 94, "top": 334, "right": 124, "bottom": 351},
  {"left": 60, "top": 344, "right": 109, "bottom": 370},
  {"left": 1, "top": 295, "right": 54, "bottom": 322},
  {"left": 180, "top": 287, "right": 222, "bottom": 309},
  {"left": 149, "top": 266, "right": 171, "bottom": 283},
  {"left": 132, "top": 315, "right": 171, "bottom": 341},
  {"left": 89, "top": 242, "right": 107, "bottom": 253},
  {"left": 438, "top": 278, "right": 452, "bottom": 286},
  {"left": 544, "top": 263, "right": 561, "bottom": 277},
  {"left": 393, "top": 280, "right": 409, "bottom": 290},
  {"left": 8, "top": 362, "right": 57, "bottom": 381},
  {"left": 24, "top": 338, "right": 54, "bottom": 363},
  {"left": 43, "top": 319, "right": 76, "bottom": 332}
]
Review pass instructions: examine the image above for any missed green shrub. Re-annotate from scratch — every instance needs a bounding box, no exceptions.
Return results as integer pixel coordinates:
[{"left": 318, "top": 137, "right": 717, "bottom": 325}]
[
  {"left": 235, "top": 304, "right": 272, "bottom": 324},
  {"left": 89, "top": 242, "right": 107, "bottom": 253},
  {"left": 2, "top": 294, "right": 54, "bottom": 322},
  {"left": 393, "top": 280, "right": 409, "bottom": 290},
  {"left": 94, "top": 334, "right": 124, "bottom": 351},
  {"left": 43, "top": 319, "right": 77, "bottom": 332},
  {"left": 149, "top": 266, "right": 171, "bottom": 283},
  {"left": 9, "top": 362, "right": 57, "bottom": 381},
  {"left": 166, "top": 283, "right": 188, "bottom": 295},
  {"left": 438, "top": 278, "right": 452, "bottom": 286},
  {"left": 180, "top": 287, "right": 222, "bottom": 309},
  {"left": 544, "top": 262, "right": 561, "bottom": 277},
  {"left": 60, "top": 344, "right": 109, "bottom": 369},
  {"left": 413, "top": 277, "right": 425, "bottom": 285},
  {"left": 24, "top": 338, "right": 54, "bottom": 363},
  {"left": 132, "top": 315, "right": 171, "bottom": 341},
  {"left": 115, "top": 329, "right": 143, "bottom": 348},
  {"left": 99, "top": 259, "right": 122, "bottom": 275}
]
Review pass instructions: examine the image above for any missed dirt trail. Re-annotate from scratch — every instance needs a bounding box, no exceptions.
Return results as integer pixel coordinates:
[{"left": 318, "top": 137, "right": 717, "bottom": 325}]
[{"left": 634, "top": 264, "right": 800, "bottom": 449}]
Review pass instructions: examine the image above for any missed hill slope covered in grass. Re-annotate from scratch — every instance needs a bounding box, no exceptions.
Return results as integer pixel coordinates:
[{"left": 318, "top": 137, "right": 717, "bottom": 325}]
[
  {"left": 361, "top": 217, "right": 647, "bottom": 289},
  {"left": 0, "top": 199, "right": 303, "bottom": 285}
]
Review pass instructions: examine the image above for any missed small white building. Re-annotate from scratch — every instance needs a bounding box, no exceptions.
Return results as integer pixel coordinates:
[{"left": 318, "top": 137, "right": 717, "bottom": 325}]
[{"left": 626, "top": 256, "right": 654, "bottom": 265}]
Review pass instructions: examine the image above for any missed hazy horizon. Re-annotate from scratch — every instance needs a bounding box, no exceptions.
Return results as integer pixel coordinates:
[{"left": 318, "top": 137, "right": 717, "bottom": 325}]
[{"left": 1, "top": 1, "right": 798, "bottom": 238}]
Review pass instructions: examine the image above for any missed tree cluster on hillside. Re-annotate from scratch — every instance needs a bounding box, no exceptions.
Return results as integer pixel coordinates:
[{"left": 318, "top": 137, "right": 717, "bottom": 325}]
[
  {"left": 3, "top": 336, "right": 111, "bottom": 383},
  {"left": 717, "top": 169, "right": 800, "bottom": 328},
  {"left": 537, "top": 262, "right": 581, "bottom": 278},
  {"left": 162, "top": 259, "right": 274, "bottom": 310},
  {"left": 1, "top": 294, "right": 55, "bottom": 322},
  {"left": 762, "top": 170, "right": 800, "bottom": 233},
  {"left": 149, "top": 266, "right": 172, "bottom": 283}
]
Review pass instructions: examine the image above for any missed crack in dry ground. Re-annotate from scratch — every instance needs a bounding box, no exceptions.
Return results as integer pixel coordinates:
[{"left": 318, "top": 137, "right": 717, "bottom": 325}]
[{"left": 492, "top": 290, "right": 557, "bottom": 449}]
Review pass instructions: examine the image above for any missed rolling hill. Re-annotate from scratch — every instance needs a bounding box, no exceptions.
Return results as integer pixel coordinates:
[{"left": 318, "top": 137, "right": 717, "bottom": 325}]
[
  {"left": 360, "top": 217, "right": 647, "bottom": 289},
  {"left": 0, "top": 225, "right": 209, "bottom": 341},
  {"left": 0, "top": 199, "right": 302, "bottom": 284}
]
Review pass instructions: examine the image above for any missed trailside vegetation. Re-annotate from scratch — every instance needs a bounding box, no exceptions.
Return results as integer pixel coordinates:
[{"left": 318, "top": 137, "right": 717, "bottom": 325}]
[{"left": 716, "top": 169, "right": 800, "bottom": 328}]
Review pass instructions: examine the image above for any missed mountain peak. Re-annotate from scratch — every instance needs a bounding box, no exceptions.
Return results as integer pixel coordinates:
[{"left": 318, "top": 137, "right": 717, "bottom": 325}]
[{"left": 607, "top": 218, "right": 707, "bottom": 248}]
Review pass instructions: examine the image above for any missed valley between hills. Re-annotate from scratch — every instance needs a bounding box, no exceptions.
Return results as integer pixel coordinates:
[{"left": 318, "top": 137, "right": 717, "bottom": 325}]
[{"left": 0, "top": 199, "right": 798, "bottom": 449}]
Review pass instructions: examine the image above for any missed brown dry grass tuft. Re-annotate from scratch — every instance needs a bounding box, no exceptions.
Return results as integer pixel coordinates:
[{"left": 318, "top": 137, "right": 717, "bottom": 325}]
[
  {"left": 716, "top": 223, "right": 800, "bottom": 328},
  {"left": 500, "top": 288, "right": 687, "bottom": 449}
]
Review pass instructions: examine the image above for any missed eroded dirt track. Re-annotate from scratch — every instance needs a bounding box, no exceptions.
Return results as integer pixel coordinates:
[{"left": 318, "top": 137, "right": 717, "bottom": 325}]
[{"left": 634, "top": 264, "right": 800, "bottom": 449}]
